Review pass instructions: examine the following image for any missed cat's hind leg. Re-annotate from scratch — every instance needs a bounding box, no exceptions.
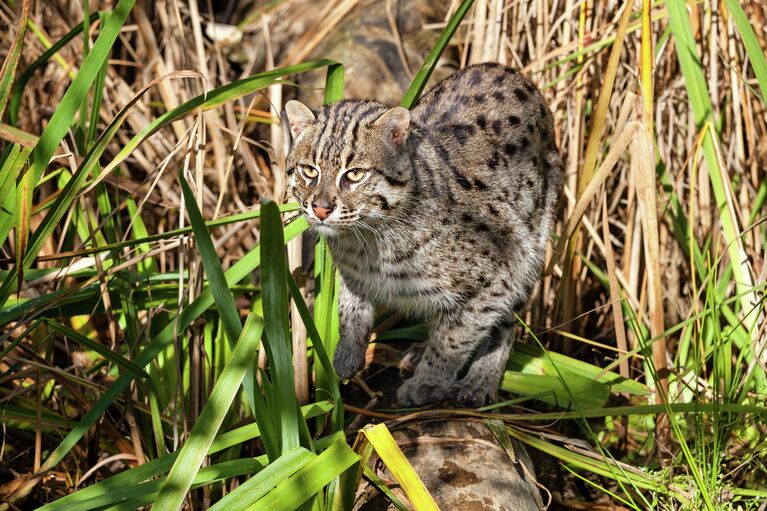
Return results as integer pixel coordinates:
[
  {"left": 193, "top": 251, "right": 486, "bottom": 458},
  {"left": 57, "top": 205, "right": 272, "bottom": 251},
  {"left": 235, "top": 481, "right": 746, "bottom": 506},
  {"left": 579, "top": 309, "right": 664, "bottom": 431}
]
[
  {"left": 396, "top": 309, "right": 501, "bottom": 407},
  {"left": 452, "top": 321, "right": 514, "bottom": 407}
]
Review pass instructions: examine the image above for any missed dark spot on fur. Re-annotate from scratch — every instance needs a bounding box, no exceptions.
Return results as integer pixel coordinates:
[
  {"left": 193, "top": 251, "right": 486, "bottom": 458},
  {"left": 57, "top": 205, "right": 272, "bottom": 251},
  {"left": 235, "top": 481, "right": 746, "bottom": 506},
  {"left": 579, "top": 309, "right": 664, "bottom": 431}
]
[
  {"left": 491, "top": 120, "right": 503, "bottom": 135},
  {"left": 493, "top": 91, "right": 505, "bottom": 102},
  {"left": 448, "top": 123, "right": 476, "bottom": 145},
  {"left": 461, "top": 212, "right": 473, "bottom": 222},
  {"left": 488, "top": 151, "right": 501, "bottom": 169},
  {"left": 477, "top": 222, "right": 490, "bottom": 232},
  {"left": 531, "top": 156, "right": 538, "bottom": 166},
  {"left": 513, "top": 88, "right": 528, "bottom": 102},
  {"left": 525, "top": 81, "right": 536, "bottom": 93},
  {"left": 488, "top": 204, "right": 499, "bottom": 216},
  {"left": 473, "top": 178, "right": 488, "bottom": 189},
  {"left": 508, "top": 115, "right": 521, "bottom": 126},
  {"left": 476, "top": 115, "right": 487, "bottom": 130},
  {"left": 468, "top": 70, "right": 483, "bottom": 86},
  {"left": 494, "top": 75, "right": 505, "bottom": 85},
  {"left": 455, "top": 174, "right": 472, "bottom": 189},
  {"left": 539, "top": 104, "right": 548, "bottom": 117},
  {"left": 384, "top": 175, "right": 408, "bottom": 187},
  {"left": 504, "top": 143, "right": 517, "bottom": 157},
  {"left": 375, "top": 195, "right": 391, "bottom": 210},
  {"left": 474, "top": 93, "right": 486, "bottom": 103},
  {"left": 526, "top": 122, "right": 536, "bottom": 134}
]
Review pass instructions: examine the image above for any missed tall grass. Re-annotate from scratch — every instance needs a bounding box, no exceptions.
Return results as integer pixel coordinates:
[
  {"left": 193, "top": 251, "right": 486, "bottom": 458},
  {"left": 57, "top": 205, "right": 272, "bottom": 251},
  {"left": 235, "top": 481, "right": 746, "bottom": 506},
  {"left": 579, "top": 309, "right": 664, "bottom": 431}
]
[{"left": 1, "top": 0, "right": 766, "bottom": 510}]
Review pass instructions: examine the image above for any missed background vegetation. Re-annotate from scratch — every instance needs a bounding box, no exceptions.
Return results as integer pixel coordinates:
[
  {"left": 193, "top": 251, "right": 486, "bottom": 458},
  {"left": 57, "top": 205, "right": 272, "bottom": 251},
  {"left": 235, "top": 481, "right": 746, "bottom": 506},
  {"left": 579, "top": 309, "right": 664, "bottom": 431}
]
[{"left": 0, "top": 0, "right": 766, "bottom": 509}]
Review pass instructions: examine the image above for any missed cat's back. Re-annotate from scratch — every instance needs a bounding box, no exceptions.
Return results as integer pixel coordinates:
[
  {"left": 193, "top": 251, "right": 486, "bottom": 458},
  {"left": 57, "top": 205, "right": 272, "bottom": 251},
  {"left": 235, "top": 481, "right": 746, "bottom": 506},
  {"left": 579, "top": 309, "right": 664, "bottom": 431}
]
[
  {"left": 412, "top": 63, "right": 552, "bottom": 139},
  {"left": 409, "top": 63, "right": 562, "bottom": 237}
]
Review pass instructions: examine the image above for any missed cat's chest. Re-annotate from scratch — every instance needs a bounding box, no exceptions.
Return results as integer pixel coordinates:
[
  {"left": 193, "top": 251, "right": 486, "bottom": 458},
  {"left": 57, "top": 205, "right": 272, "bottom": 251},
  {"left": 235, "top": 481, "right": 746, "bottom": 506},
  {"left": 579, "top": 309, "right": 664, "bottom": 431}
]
[{"left": 332, "top": 244, "right": 458, "bottom": 315}]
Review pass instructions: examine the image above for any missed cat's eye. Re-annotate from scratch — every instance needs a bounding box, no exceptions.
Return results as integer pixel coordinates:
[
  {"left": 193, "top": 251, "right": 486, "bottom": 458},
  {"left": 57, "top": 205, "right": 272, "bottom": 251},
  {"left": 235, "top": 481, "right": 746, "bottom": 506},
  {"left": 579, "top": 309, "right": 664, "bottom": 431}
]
[
  {"left": 300, "top": 164, "right": 319, "bottom": 179},
  {"left": 344, "top": 169, "right": 366, "bottom": 183}
]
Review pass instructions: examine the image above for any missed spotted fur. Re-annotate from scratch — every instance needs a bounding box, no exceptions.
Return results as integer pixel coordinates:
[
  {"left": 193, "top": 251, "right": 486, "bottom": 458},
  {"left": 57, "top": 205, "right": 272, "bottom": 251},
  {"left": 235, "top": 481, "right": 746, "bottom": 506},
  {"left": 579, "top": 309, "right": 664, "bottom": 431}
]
[{"left": 285, "top": 63, "right": 564, "bottom": 406}]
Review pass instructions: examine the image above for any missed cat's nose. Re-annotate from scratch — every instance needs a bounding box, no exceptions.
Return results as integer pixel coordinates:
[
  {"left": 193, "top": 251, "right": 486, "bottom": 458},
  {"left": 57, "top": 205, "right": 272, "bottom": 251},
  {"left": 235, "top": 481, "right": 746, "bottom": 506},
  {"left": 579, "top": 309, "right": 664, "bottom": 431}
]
[{"left": 312, "top": 201, "right": 335, "bottom": 221}]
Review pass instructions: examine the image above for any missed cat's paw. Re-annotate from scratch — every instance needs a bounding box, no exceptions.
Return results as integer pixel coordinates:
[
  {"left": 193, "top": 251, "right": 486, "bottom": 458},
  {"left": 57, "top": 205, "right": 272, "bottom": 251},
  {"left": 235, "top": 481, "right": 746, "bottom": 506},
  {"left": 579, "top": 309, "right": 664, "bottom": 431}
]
[
  {"left": 451, "top": 375, "right": 499, "bottom": 408},
  {"left": 333, "top": 341, "right": 366, "bottom": 380},
  {"left": 396, "top": 377, "right": 450, "bottom": 407}
]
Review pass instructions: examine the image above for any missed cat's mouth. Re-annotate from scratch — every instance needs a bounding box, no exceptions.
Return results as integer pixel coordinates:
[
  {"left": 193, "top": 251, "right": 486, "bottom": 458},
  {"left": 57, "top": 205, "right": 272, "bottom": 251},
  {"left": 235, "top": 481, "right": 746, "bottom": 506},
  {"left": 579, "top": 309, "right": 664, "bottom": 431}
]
[{"left": 312, "top": 222, "right": 341, "bottom": 236}]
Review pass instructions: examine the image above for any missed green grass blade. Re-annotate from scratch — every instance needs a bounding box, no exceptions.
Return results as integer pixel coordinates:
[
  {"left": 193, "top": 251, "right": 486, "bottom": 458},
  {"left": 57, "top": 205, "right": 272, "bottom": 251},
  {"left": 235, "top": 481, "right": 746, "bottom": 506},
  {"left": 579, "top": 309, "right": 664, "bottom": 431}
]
[
  {"left": 323, "top": 63, "right": 345, "bottom": 104},
  {"left": 400, "top": 0, "right": 475, "bottom": 108},
  {"left": 35, "top": 217, "right": 308, "bottom": 474},
  {"left": 38, "top": 457, "right": 269, "bottom": 511},
  {"left": 208, "top": 447, "right": 316, "bottom": 511},
  {"left": 9, "top": 13, "right": 100, "bottom": 125},
  {"left": 26, "top": 0, "right": 135, "bottom": 187},
  {"left": 724, "top": 0, "right": 767, "bottom": 102},
  {"left": 0, "top": 0, "right": 32, "bottom": 121},
  {"left": 260, "top": 198, "right": 301, "bottom": 455},
  {"left": 45, "top": 320, "right": 149, "bottom": 378},
  {"left": 36, "top": 402, "right": 332, "bottom": 511},
  {"left": 154, "top": 314, "right": 264, "bottom": 511},
  {"left": 668, "top": 0, "right": 765, "bottom": 396},
  {"left": 246, "top": 439, "right": 359, "bottom": 511},
  {"left": 0, "top": 72, "right": 194, "bottom": 307},
  {"left": 287, "top": 272, "right": 343, "bottom": 431}
]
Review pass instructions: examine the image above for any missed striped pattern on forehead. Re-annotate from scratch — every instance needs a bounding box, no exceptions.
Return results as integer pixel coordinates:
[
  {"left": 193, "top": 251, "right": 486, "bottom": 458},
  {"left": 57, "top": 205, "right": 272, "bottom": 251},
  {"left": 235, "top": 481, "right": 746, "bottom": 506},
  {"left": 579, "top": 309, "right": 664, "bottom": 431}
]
[{"left": 309, "top": 99, "right": 389, "bottom": 170}]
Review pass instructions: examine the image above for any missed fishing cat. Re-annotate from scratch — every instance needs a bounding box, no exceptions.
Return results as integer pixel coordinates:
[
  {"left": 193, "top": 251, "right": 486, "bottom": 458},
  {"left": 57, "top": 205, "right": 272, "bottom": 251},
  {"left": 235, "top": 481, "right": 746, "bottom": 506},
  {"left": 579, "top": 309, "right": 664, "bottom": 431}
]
[{"left": 284, "top": 63, "right": 563, "bottom": 406}]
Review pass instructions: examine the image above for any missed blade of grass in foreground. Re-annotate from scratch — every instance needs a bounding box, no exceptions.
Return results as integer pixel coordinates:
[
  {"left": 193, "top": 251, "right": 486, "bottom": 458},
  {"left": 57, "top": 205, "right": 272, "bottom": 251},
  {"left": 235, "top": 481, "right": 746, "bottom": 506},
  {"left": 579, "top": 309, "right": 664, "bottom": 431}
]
[
  {"left": 667, "top": 0, "right": 764, "bottom": 392},
  {"left": 153, "top": 314, "right": 264, "bottom": 511},
  {"left": 245, "top": 439, "right": 359, "bottom": 511},
  {"left": 35, "top": 403, "right": 333, "bottom": 511},
  {"left": 208, "top": 447, "right": 315, "bottom": 511},
  {"left": 0, "top": 0, "right": 31, "bottom": 120},
  {"left": 363, "top": 423, "right": 439, "bottom": 511},
  {"left": 723, "top": 0, "right": 767, "bottom": 102},
  {"left": 179, "top": 172, "right": 261, "bottom": 416},
  {"left": 34, "top": 217, "right": 308, "bottom": 476},
  {"left": 260, "top": 198, "right": 301, "bottom": 455}
]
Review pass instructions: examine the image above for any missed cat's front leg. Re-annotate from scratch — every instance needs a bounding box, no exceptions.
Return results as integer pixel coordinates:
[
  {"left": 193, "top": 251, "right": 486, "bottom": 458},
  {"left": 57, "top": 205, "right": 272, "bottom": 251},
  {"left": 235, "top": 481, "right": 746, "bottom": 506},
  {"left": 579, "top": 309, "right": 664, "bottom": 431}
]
[
  {"left": 333, "top": 278, "right": 375, "bottom": 380},
  {"left": 397, "top": 311, "right": 499, "bottom": 406}
]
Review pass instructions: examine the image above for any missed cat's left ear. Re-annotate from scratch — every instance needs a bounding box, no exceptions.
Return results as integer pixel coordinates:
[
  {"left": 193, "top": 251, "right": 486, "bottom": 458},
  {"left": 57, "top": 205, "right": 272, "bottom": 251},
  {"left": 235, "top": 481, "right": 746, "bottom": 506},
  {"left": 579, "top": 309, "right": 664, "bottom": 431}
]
[
  {"left": 373, "top": 106, "right": 410, "bottom": 148},
  {"left": 285, "top": 100, "right": 316, "bottom": 140}
]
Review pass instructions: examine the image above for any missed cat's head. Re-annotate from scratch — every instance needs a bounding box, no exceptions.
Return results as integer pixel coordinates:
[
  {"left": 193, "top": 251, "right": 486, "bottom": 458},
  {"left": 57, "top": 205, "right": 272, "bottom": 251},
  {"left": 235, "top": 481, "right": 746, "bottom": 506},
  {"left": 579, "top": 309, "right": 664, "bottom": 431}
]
[{"left": 284, "top": 99, "right": 413, "bottom": 236}]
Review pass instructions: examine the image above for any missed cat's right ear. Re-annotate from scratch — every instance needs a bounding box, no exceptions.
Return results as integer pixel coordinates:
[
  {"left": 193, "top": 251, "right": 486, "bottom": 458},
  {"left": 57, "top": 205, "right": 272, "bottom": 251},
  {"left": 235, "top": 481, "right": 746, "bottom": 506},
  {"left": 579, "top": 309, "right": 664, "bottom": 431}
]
[{"left": 284, "top": 100, "right": 316, "bottom": 140}]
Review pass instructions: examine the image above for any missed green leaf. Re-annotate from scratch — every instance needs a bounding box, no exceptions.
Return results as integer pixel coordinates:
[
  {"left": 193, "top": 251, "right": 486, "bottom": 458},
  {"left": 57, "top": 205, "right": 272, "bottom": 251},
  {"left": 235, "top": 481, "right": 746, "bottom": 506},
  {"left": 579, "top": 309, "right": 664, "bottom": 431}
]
[
  {"left": 27, "top": 0, "right": 135, "bottom": 187},
  {"left": 9, "top": 13, "right": 100, "bottom": 125},
  {"left": 0, "top": 0, "right": 32, "bottom": 121},
  {"left": 35, "top": 217, "right": 308, "bottom": 474},
  {"left": 724, "top": 0, "right": 767, "bottom": 103},
  {"left": 154, "top": 314, "right": 265, "bottom": 511},
  {"left": 501, "top": 371, "right": 609, "bottom": 409},
  {"left": 45, "top": 320, "right": 149, "bottom": 379},
  {"left": 36, "top": 402, "right": 333, "bottom": 511},
  {"left": 208, "top": 447, "right": 316, "bottom": 511},
  {"left": 246, "top": 439, "right": 359, "bottom": 511},
  {"left": 259, "top": 198, "right": 301, "bottom": 456}
]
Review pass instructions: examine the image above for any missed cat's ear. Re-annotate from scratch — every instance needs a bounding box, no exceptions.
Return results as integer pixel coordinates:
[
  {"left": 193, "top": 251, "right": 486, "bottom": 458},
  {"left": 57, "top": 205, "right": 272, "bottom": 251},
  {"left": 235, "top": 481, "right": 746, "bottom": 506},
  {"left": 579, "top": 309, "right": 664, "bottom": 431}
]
[
  {"left": 373, "top": 106, "right": 410, "bottom": 148},
  {"left": 284, "top": 100, "right": 316, "bottom": 140}
]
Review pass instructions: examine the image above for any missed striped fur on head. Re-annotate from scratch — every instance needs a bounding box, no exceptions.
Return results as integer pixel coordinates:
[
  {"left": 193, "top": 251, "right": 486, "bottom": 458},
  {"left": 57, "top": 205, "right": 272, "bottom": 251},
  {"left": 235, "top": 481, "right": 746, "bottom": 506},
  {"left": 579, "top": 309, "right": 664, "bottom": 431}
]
[{"left": 285, "top": 99, "right": 413, "bottom": 237}]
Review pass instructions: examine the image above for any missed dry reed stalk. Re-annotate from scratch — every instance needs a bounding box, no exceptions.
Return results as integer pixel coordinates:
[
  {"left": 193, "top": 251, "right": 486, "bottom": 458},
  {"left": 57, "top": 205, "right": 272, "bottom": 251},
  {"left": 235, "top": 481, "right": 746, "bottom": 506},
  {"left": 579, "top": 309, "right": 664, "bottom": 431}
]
[
  {"left": 601, "top": 193, "right": 629, "bottom": 380},
  {"left": 632, "top": 120, "right": 670, "bottom": 450}
]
